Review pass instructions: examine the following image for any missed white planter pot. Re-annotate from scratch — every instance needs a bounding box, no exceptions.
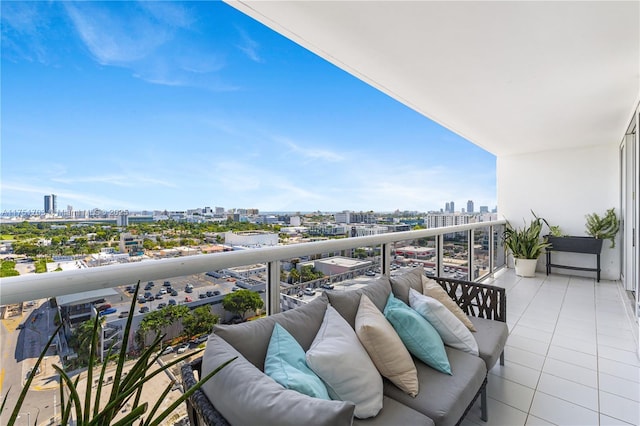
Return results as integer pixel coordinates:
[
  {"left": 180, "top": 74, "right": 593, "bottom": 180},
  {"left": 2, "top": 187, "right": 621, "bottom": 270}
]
[{"left": 514, "top": 258, "right": 538, "bottom": 277}]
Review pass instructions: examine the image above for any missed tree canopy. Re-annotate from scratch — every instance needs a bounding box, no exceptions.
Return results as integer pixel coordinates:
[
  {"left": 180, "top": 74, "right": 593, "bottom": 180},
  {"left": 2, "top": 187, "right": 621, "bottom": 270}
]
[{"left": 222, "top": 289, "right": 264, "bottom": 321}]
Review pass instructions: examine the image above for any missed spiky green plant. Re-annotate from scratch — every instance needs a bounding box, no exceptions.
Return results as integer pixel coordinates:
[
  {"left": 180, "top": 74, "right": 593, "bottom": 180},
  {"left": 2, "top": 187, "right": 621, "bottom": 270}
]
[
  {"left": 503, "top": 214, "right": 551, "bottom": 259},
  {"left": 585, "top": 208, "right": 619, "bottom": 248},
  {"left": 2, "top": 281, "right": 235, "bottom": 426}
]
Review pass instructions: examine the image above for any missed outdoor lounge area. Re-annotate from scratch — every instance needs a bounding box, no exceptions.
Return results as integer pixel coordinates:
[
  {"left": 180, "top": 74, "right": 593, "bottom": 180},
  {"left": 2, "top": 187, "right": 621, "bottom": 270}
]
[{"left": 183, "top": 268, "right": 638, "bottom": 426}]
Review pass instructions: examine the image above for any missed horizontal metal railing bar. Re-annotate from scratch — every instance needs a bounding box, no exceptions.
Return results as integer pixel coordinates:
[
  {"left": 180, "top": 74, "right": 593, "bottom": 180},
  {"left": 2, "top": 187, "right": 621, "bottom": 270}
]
[{"left": 0, "top": 220, "right": 506, "bottom": 305}]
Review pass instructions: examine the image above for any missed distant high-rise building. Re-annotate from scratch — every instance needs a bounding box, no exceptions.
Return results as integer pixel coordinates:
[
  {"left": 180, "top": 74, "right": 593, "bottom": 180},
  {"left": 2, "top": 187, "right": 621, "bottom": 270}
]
[
  {"left": 449, "top": 201, "right": 455, "bottom": 213},
  {"left": 479, "top": 206, "right": 489, "bottom": 214},
  {"left": 445, "top": 202, "right": 450, "bottom": 213},
  {"left": 117, "top": 213, "right": 129, "bottom": 227},
  {"left": 44, "top": 194, "right": 57, "bottom": 214},
  {"left": 215, "top": 207, "right": 225, "bottom": 215},
  {"left": 467, "top": 200, "right": 474, "bottom": 213}
]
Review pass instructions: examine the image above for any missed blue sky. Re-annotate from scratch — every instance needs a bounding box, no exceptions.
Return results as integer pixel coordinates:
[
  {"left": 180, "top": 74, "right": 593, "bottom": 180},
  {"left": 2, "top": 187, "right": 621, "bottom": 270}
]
[{"left": 1, "top": 1, "right": 496, "bottom": 213}]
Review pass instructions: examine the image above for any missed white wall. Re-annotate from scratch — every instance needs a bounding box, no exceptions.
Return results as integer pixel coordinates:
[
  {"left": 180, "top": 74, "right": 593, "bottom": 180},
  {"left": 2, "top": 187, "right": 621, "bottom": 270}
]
[{"left": 497, "top": 143, "right": 621, "bottom": 280}]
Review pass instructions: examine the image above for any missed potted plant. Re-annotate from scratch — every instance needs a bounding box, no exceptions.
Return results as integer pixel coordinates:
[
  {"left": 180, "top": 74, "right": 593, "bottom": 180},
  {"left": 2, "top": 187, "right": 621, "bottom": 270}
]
[
  {"left": 503, "top": 214, "right": 551, "bottom": 277},
  {"left": 544, "top": 208, "right": 619, "bottom": 254}
]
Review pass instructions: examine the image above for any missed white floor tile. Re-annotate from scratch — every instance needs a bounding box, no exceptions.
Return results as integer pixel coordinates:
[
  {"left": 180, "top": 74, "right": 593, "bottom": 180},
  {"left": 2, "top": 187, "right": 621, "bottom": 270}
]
[
  {"left": 490, "top": 362, "right": 541, "bottom": 390},
  {"left": 490, "top": 269, "right": 638, "bottom": 423},
  {"left": 597, "top": 333, "right": 638, "bottom": 352},
  {"left": 511, "top": 324, "right": 554, "bottom": 344},
  {"left": 598, "top": 358, "right": 640, "bottom": 383},
  {"left": 529, "top": 392, "right": 598, "bottom": 426},
  {"left": 550, "top": 333, "right": 597, "bottom": 355},
  {"left": 599, "top": 414, "right": 635, "bottom": 425},
  {"left": 598, "top": 346, "right": 640, "bottom": 367},
  {"left": 487, "top": 375, "right": 535, "bottom": 412},
  {"left": 524, "top": 414, "right": 557, "bottom": 425},
  {"left": 536, "top": 373, "right": 598, "bottom": 410},
  {"left": 546, "top": 345, "right": 598, "bottom": 370},
  {"left": 599, "top": 391, "right": 640, "bottom": 425},
  {"left": 542, "top": 357, "right": 597, "bottom": 388},
  {"left": 504, "top": 345, "right": 546, "bottom": 371},
  {"left": 507, "top": 334, "right": 550, "bottom": 356},
  {"left": 599, "top": 373, "right": 640, "bottom": 402}
]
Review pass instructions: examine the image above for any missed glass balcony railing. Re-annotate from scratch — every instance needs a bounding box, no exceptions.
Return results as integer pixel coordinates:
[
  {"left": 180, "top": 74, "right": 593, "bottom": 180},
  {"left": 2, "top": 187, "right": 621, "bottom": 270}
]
[{"left": 2, "top": 221, "right": 507, "bottom": 310}]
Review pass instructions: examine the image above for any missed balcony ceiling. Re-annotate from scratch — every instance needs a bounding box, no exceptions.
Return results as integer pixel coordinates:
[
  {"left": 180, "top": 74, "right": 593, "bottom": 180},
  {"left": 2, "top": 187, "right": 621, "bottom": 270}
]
[{"left": 226, "top": 1, "right": 639, "bottom": 156}]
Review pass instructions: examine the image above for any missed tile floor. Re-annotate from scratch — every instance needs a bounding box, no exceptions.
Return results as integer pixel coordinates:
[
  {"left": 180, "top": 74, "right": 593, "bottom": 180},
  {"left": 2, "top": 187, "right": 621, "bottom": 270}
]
[{"left": 461, "top": 269, "right": 639, "bottom": 426}]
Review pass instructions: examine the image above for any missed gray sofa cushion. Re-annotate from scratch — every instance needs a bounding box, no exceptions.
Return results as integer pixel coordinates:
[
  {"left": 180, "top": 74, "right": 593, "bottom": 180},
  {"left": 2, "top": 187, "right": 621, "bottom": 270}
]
[
  {"left": 389, "top": 266, "right": 424, "bottom": 304},
  {"left": 353, "top": 396, "right": 435, "bottom": 426},
  {"left": 213, "top": 295, "right": 329, "bottom": 370},
  {"left": 201, "top": 334, "right": 356, "bottom": 426},
  {"left": 469, "top": 316, "right": 509, "bottom": 370},
  {"left": 382, "top": 347, "right": 487, "bottom": 426},
  {"left": 326, "top": 275, "right": 392, "bottom": 328}
]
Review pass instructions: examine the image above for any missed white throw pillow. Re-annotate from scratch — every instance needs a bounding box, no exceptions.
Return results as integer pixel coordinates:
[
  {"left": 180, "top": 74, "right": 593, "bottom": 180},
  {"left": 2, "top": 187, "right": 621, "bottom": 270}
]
[
  {"left": 422, "top": 276, "right": 477, "bottom": 331},
  {"left": 355, "top": 294, "right": 419, "bottom": 397},
  {"left": 409, "top": 288, "right": 479, "bottom": 356},
  {"left": 306, "top": 304, "right": 384, "bottom": 419}
]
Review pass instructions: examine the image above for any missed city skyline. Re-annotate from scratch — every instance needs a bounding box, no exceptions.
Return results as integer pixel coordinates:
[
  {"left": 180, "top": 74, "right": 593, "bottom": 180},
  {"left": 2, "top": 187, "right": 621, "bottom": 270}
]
[{"left": 1, "top": 1, "right": 496, "bottom": 213}]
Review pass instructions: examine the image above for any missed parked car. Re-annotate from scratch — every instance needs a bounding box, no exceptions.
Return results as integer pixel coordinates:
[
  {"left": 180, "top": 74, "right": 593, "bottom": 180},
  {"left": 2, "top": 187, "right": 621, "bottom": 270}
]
[
  {"left": 168, "top": 299, "right": 177, "bottom": 306},
  {"left": 213, "top": 290, "right": 221, "bottom": 296},
  {"left": 137, "top": 297, "right": 146, "bottom": 304},
  {"left": 126, "top": 286, "right": 136, "bottom": 293},
  {"left": 97, "top": 304, "right": 111, "bottom": 312},
  {"left": 184, "top": 296, "right": 193, "bottom": 302},
  {"left": 303, "top": 288, "right": 315, "bottom": 296},
  {"left": 155, "top": 294, "right": 163, "bottom": 300},
  {"left": 159, "top": 288, "right": 167, "bottom": 295},
  {"left": 194, "top": 335, "right": 209, "bottom": 344},
  {"left": 206, "top": 290, "right": 215, "bottom": 297},
  {"left": 198, "top": 293, "right": 206, "bottom": 299},
  {"left": 365, "top": 270, "right": 376, "bottom": 276},
  {"left": 185, "top": 287, "right": 193, "bottom": 293},
  {"left": 118, "top": 311, "right": 129, "bottom": 318},
  {"left": 161, "top": 346, "right": 173, "bottom": 355},
  {"left": 157, "top": 302, "right": 167, "bottom": 309},
  {"left": 320, "top": 283, "right": 334, "bottom": 290},
  {"left": 144, "top": 291, "right": 152, "bottom": 298},
  {"left": 147, "top": 295, "right": 155, "bottom": 302},
  {"left": 99, "top": 307, "right": 117, "bottom": 316},
  {"left": 163, "top": 281, "right": 171, "bottom": 287},
  {"left": 177, "top": 345, "right": 189, "bottom": 354},
  {"left": 170, "top": 290, "right": 178, "bottom": 296},
  {"left": 139, "top": 306, "right": 150, "bottom": 313},
  {"left": 231, "top": 286, "right": 239, "bottom": 292}
]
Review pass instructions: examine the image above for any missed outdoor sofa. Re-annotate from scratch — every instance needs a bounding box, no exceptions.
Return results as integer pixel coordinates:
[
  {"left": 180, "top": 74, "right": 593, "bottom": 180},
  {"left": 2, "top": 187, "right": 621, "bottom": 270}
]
[{"left": 181, "top": 267, "right": 508, "bottom": 426}]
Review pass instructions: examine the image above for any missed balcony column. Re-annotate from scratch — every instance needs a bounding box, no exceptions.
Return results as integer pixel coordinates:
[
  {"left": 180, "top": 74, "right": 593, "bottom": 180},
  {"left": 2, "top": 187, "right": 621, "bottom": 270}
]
[{"left": 266, "top": 261, "right": 280, "bottom": 316}]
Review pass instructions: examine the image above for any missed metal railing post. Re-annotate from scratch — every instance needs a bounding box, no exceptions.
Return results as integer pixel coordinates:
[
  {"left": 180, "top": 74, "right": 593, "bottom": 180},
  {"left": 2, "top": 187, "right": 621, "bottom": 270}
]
[
  {"left": 266, "top": 261, "right": 280, "bottom": 316},
  {"left": 469, "top": 229, "right": 475, "bottom": 280},
  {"left": 381, "top": 243, "right": 391, "bottom": 276},
  {"left": 436, "top": 234, "right": 444, "bottom": 276}
]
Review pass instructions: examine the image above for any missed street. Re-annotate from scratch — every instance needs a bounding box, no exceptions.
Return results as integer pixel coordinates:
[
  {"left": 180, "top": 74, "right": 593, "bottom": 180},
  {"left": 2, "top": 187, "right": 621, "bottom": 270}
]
[{"left": 1, "top": 300, "right": 59, "bottom": 426}]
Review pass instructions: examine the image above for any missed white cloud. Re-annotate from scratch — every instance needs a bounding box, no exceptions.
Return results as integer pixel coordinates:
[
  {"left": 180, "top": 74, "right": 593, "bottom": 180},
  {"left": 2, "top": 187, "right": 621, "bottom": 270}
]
[
  {"left": 277, "top": 137, "right": 345, "bottom": 162},
  {"left": 235, "top": 27, "right": 262, "bottom": 63}
]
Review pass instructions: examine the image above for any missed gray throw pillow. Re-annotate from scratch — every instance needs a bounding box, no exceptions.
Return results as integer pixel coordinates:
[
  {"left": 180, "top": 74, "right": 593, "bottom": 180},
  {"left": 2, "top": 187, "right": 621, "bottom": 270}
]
[
  {"left": 201, "top": 334, "right": 356, "bottom": 426},
  {"left": 389, "top": 266, "right": 424, "bottom": 304},
  {"left": 213, "top": 294, "right": 329, "bottom": 370},
  {"left": 326, "top": 275, "right": 392, "bottom": 328}
]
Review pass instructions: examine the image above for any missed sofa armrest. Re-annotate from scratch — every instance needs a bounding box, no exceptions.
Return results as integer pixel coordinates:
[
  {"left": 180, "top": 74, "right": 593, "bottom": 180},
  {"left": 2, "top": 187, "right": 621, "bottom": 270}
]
[
  {"left": 432, "top": 277, "right": 506, "bottom": 323},
  {"left": 181, "top": 357, "right": 230, "bottom": 426}
]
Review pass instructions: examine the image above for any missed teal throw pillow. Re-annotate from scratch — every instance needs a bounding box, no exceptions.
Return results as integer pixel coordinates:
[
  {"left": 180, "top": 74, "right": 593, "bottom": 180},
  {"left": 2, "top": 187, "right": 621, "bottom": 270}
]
[
  {"left": 265, "top": 323, "right": 330, "bottom": 399},
  {"left": 383, "top": 293, "right": 452, "bottom": 375}
]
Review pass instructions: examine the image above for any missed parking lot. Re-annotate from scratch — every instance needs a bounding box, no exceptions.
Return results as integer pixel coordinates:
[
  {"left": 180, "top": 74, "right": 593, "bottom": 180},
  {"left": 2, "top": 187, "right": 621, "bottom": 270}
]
[{"left": 96, "top": 272, "right": 250, "bottom": 318}]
